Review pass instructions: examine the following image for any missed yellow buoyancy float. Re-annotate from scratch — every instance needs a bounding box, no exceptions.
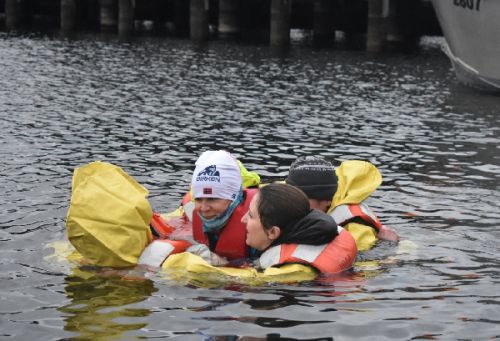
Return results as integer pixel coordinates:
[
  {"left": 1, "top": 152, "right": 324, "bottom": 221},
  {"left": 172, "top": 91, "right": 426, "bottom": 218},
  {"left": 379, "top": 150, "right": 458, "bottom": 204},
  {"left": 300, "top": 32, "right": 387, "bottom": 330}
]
[{"left": 66, "top": 161, "right": 153, "bottom": 268}]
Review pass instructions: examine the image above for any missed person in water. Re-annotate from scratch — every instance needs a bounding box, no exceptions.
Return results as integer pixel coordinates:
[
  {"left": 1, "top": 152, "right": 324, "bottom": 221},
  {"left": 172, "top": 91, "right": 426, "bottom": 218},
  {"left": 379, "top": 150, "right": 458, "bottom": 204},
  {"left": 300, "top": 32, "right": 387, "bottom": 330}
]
[
  {"left": 140, "top": 149, "right": 260, "bottom": 268},
  {"left": 242, "top": 183, "right": 357, "bottom": 273},
  {"left": 285, "top": 156, "right": 399, "bottom": 250},
  {"left": 189, "top": 150, "right": 259, "bottom": 261}
]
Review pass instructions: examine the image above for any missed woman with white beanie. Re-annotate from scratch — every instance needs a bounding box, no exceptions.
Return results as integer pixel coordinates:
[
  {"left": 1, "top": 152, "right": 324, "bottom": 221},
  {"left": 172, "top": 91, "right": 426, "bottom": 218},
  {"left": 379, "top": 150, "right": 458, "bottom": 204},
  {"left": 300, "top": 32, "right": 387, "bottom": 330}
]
[{"left": 189, "top": 150, "right": 259, "bottom": 261}]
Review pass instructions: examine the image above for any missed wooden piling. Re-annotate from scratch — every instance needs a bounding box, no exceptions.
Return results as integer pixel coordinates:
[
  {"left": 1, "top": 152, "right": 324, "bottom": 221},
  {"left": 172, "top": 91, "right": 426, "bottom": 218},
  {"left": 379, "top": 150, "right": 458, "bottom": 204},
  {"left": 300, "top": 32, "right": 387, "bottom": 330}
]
[
  {"left": 366, "top": 0, "right": 388, "bottom": 52},
  {"left": 190, "top": 0, "right": 208, "bottom": 41},
  {"left": 270, "top": 0, "right": 291, "bottom": 47},
  {"left": 118, "top": 0, "right": 134, "bottom": 35},
  {"left": 100, "top": 0, "right": 118, "bottom": 29},
  {"left": 1, "top": 0, "right": 430, "bottom": 47},
  {"left": 61, "top": 0, "right": 77, "bottom": 31},
  {"left": 218, "top": 0, "right": 240, "bottom": 38}
]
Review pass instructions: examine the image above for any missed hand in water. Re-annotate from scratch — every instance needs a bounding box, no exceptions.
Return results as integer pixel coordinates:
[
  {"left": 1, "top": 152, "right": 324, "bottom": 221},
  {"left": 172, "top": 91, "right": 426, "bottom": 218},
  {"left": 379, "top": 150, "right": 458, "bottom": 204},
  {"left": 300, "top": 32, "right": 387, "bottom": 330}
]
[
  {"left": 186, "top": 244, "right": 229, "bottom": 266},
  {"left": 378, "top": 225, "right": 399, "bottom": 242}
]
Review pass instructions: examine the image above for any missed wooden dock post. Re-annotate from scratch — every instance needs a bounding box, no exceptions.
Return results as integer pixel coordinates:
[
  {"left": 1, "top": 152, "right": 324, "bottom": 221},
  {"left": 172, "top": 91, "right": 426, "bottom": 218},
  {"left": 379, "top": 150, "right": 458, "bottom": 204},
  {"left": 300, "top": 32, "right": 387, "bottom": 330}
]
[
  {"left": 118, "top": 0, "right": 134, "bottom": 35},
  {"left": 313, "top": 0, "right": 334, "bottom": 46},
  {"left": 190, "top": 0, "right": 209, "bottom": 41},
  {"left": 270, "top": 0, "right": 291, "bottom": 47},
  {"left": 366, "top": 0, "right": 388, "bottom": 52},
  {"left": 61, "top": 0, "right": 77, "bottom": 31},
  {"left": 5, "top": 0, "right": 25, "bottom": 30},
  {"left": 100, "top": 0, "right": 118, "bottom": 29},
  {"left": 218, "top": 0, "right": 240, "bottom": 38}
]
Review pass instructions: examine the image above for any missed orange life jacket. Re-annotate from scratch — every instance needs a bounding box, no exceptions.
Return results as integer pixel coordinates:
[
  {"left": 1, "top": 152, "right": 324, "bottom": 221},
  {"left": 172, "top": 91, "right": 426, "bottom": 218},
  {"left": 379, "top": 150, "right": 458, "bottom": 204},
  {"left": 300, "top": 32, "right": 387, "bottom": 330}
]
[
  {"left": 150, "top": 212, "right": 175, "bottom": 238},
  {"left": 257, "top": 227, "right": 357, "bottom": 274},
  {"left": 141, "top": 213, "right": 193, "bottom": 268},
  {"left": 330, "top": 203, "right": 382, "bottom": 230},
  {"left": 150, "top": 211, "right": 193, "bottom": 240},
  {"left": 192, "top": 188, "right": 257, "bottom": 261}
]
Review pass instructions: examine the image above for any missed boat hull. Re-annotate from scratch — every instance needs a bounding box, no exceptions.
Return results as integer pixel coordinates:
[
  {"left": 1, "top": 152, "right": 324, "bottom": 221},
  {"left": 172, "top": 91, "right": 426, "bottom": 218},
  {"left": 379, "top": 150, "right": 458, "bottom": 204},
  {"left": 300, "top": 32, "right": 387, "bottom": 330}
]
[{"left": 431, "top": 0, "right": 500, "bottom": 91}]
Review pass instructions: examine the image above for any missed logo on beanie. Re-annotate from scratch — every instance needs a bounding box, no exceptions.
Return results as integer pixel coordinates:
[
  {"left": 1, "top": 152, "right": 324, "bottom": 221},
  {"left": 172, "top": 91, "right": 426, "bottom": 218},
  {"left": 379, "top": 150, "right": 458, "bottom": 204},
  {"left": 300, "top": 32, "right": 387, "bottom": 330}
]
[{"left": 196, "top": 165, "right": 220, "bottom": 182}]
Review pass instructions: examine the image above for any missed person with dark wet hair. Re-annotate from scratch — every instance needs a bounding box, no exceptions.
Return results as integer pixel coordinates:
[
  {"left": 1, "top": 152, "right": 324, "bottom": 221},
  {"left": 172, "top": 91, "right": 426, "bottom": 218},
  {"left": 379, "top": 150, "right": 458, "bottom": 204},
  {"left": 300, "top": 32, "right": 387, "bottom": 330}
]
[{"left": 242, "top": 183, "right": 356, "bottom": 274}]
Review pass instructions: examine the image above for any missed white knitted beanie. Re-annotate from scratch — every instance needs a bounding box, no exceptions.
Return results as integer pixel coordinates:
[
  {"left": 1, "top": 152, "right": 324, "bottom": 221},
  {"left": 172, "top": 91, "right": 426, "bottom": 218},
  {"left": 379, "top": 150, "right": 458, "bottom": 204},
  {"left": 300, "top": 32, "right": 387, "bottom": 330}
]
[{"left": 191, "top": 150, "right": 242, "bottom": 201}]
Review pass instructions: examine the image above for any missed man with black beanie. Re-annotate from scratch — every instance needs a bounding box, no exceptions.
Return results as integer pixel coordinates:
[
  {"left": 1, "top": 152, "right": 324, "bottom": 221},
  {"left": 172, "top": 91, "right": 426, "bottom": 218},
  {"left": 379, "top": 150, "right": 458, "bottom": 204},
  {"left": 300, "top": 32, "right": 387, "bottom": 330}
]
[
  {"left": 285, "top": 156, "right": 338, "bottom": 213},
  {"left": 285, "top": 155, "right": 399, "bottom": 250}
]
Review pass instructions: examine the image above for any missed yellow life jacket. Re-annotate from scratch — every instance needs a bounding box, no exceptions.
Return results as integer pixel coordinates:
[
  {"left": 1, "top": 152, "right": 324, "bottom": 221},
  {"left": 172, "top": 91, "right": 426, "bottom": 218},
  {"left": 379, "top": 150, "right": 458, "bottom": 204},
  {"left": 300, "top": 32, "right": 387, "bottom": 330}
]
[
  {"left": 46, "top": 240, "right": 319, "bottom": 285},
  {"left": 160, "top": 252, "right": 318, "bottom": 286},
  {"left": 329, "top": 160, "right": 383, "bottom": 251}
]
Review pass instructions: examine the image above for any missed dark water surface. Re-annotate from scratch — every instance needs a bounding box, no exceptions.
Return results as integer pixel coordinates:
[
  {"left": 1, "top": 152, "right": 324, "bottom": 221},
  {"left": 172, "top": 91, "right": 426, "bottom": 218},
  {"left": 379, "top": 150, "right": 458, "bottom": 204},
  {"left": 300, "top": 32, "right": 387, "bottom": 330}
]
[{"left": 1, "top": 31, "right": 499, "bottom": 340}]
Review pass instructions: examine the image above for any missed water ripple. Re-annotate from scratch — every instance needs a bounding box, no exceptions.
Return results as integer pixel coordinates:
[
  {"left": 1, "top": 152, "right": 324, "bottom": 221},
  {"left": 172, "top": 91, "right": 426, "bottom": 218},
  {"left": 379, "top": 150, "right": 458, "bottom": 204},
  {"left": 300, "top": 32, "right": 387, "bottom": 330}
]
[{"left": 1, "top": 32, "right": 499, "bottom": 340}]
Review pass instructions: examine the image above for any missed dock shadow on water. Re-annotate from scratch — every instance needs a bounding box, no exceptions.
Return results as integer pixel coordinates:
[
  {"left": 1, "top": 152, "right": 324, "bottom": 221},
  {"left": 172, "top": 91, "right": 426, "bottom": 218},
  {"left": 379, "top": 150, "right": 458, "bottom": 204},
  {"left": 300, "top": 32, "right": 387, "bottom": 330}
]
[{"left": 0, "top": 31, "right": 499, "bottom": 340}]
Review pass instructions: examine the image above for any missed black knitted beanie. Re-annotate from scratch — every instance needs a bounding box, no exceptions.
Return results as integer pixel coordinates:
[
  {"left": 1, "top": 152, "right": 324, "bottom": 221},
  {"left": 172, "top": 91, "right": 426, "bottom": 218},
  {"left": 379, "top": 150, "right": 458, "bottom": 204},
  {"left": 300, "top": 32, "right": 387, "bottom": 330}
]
[{"left": 286, "top": 156, "right": 338, "bottom": 200}]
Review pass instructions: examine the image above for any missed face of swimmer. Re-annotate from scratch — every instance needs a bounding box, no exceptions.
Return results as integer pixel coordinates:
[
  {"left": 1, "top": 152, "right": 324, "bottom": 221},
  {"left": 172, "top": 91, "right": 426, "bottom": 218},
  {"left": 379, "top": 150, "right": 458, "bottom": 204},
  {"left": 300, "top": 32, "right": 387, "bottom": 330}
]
[
  {"left": 242, "top": 183, "right": 311, "bottom": 251},
  {"left": 308, "top": 198, "right": 332, "bottom": 213},
  {"left": 241, "top": 193, "right": 280, "bottom": 251},
  {"left": 191, "top": 150, "right": 242, "bottom": 221},
  {"left": 194, "top": 197, "right": 232, "bottom": 220}
]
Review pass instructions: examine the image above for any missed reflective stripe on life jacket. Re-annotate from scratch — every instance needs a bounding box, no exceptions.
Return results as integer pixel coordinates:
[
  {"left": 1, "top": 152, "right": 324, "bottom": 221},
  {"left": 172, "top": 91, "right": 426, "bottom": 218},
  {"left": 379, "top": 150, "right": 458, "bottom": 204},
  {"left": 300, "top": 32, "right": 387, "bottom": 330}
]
[
  {"left": 138, "top": 239, "right": 192, "bottom": 268},
  {"left": 192, "top": 188, "right": 257, "bottom": 261},
  {"left": 330, "top": 203, "right": 382, "bottom": 231},
  {"left": 258, "top": 227, "right": 357, "bottom": 274}
]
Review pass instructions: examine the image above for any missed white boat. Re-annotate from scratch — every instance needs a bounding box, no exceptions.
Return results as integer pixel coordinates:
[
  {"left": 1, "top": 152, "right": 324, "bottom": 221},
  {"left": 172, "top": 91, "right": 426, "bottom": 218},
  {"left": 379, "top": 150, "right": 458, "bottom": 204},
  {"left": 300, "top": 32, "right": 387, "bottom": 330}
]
[{"left": 431, "top": 0, "right": 500, "bottom": 91}]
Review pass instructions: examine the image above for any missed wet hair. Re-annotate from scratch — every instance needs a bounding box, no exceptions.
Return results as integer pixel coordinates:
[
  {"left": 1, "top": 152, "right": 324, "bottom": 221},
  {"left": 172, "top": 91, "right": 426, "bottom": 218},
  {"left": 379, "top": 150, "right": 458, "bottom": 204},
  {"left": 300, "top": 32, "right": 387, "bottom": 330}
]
[{"left": 257, "top": 183, "right": 310, "bottom": 232}]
